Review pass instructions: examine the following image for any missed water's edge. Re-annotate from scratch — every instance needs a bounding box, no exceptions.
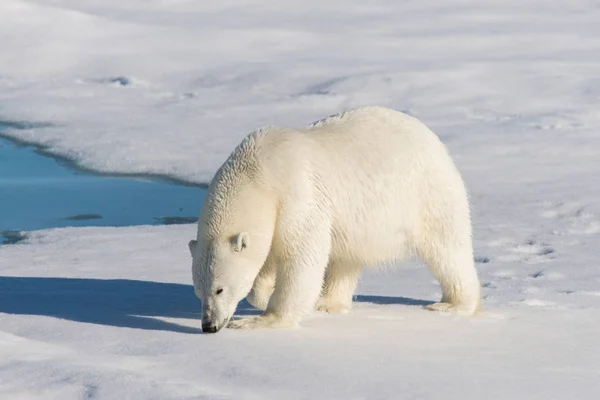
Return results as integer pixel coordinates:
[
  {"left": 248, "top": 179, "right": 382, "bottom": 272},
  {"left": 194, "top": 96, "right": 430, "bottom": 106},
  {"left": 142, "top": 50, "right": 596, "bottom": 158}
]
[
  {"left": 0, "top": 121, "right": 208, "bottom": 245},
  {"left": 0, "top": 133, "right": 209, "bottom": 190}
]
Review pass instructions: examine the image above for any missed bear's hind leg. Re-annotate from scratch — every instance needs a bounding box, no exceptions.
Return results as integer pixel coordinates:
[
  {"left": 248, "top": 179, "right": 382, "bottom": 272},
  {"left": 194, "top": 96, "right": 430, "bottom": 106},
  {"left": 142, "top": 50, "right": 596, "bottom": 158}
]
[
  {"left": 418, "top": 240, "right": 481, "bottom": 316},
  {"left": 315, "top": 260, "right": 362, "bottom": 314}
]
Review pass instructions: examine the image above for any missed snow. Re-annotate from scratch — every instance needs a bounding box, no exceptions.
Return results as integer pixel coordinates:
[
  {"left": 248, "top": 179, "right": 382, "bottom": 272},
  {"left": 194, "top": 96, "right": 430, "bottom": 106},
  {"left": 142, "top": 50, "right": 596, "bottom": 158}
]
[
  {"left": 1, "top": 226, "right": 599, "bottom": 399},
  {"left": 1, "top": 0, "right": 600, "bottom": 398},
  {"left": 2, "top": 0, "right": 599, "bottom": 185}
]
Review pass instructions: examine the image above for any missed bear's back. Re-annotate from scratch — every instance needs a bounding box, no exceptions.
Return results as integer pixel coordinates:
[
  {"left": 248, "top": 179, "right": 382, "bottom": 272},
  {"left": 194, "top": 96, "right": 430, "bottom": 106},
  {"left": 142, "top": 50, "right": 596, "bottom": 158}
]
[{"left": 250, "top": 106, "right": 455, "bottom": 198}]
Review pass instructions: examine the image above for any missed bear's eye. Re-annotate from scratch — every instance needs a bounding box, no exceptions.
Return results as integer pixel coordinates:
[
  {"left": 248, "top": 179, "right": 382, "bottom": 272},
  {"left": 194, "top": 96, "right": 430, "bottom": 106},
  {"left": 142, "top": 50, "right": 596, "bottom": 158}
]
[{"left": 215, "top": 288, "right": 224, "bottom": 295}]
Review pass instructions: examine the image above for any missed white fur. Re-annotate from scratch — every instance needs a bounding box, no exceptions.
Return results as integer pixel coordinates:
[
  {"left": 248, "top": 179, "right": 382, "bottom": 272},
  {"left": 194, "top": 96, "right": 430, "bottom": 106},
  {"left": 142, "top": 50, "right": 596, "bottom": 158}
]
[{"left": 189, "top": 106, "right": 481, "bottom": 332}]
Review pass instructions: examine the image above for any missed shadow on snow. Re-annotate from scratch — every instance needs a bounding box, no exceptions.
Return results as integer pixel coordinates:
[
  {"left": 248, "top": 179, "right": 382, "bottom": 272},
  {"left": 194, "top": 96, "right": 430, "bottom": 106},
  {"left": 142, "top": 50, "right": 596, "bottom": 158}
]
[
  {"left": 353, "top": 295, "right": 434, "bottom": 307},
  {"left": 0, "top": 277, "right": 432, "bottom": 334},
  {"left": 0, "top": 277, "right": 209, "bottom": 334}
]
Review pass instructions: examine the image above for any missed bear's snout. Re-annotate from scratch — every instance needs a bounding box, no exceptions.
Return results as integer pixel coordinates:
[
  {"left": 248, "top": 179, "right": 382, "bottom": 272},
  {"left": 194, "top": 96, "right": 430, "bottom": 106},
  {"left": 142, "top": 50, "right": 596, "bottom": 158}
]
[{"left": 202, "top": 323, "right": 218, "bottom": 333}]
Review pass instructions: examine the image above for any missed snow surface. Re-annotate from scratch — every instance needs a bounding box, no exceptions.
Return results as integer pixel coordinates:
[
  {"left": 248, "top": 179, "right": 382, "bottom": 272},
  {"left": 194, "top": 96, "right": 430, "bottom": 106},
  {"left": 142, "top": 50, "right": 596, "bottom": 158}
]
[
  {"left": 1, "top": 0, "right": 600, "bottom": 399},
  {"left": 2, "top": 225, "right": 600, "bottom": 399}
]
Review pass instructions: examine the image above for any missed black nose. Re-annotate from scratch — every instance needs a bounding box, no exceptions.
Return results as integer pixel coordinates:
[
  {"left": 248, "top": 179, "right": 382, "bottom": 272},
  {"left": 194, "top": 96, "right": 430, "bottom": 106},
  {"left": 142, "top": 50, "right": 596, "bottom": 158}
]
[{"left": 202, "top": 323, "right": 218, "bottom": 333}]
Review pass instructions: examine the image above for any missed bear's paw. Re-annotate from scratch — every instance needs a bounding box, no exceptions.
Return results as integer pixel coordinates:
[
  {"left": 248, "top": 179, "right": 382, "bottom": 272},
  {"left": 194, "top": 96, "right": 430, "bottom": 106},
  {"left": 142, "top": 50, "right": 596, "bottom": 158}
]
[
  {"left": 426, "top": 302, "right": 478, "bottom": 316},
  {"left": 227, "top": 314, "right": 298, "bottom": 330},
  {"left": 314, "top": 298, "right": 351, "bottom": 314}
]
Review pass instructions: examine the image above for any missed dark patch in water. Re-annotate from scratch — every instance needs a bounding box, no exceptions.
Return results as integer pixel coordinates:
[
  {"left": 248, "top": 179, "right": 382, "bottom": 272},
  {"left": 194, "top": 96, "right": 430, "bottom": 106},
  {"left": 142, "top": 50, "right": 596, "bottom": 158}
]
[
  {"left": 475, "top": 256, "right": 490, "bottom": 264},
  {"left": 65, "top": 214, "right": 103, "bottom": 221},
  {"left": 1, "top": 230, "right": 27, "bottom": 245},
  {"left": 155, "top": 216, "right": 199, "bottom": 225}
]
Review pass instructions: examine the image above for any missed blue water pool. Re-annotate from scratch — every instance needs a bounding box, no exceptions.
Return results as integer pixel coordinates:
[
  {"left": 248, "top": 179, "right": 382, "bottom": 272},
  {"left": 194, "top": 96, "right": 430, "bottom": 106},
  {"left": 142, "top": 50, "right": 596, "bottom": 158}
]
[{"left": 0, "top": 124, "right": 206, "bottom": 244}]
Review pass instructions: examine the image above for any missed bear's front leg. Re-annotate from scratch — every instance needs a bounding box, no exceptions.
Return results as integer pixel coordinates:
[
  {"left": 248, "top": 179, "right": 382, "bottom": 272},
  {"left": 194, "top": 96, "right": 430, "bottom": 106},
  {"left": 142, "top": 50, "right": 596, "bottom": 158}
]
[
  {"left": 246, "top": 255, "right": 277, "bottom": 311},
  {"left": 228, "top": 219, "right": 331, "bottom": 330}
]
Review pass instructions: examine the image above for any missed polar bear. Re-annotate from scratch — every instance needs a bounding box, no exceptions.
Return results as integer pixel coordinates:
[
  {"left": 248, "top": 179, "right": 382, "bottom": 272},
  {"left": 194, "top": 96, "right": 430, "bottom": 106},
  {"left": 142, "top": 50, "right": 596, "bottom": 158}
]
[{"left": 188, "top": 106, "right": 481, "bottom": 333}]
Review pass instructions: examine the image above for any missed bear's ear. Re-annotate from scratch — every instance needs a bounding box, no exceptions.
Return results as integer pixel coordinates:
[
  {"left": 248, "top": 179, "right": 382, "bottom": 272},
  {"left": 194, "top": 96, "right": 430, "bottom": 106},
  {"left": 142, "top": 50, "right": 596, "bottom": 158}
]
[
  {"left": 188, "top": 239, "right": 197, "bottom": 257},
  {"left": 234, "top": 232, "right": 250, "bottom": 252}
]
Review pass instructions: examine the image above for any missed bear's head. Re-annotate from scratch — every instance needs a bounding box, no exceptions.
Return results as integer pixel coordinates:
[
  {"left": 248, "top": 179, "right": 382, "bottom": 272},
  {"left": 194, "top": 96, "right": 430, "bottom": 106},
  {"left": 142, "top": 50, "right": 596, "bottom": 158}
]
[{"left": 188, "top": 231, "right": 264, "bottom": 333}]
